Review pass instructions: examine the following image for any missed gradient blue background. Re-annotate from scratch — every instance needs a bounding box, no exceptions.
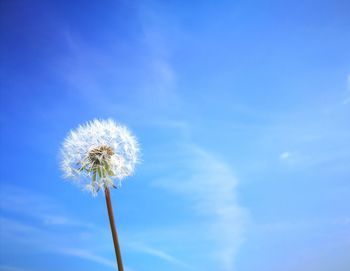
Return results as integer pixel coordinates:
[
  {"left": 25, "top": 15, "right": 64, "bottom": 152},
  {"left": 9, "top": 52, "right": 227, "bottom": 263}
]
[{"left": 1, "top": 0, "right": 349, "bottom": 270}]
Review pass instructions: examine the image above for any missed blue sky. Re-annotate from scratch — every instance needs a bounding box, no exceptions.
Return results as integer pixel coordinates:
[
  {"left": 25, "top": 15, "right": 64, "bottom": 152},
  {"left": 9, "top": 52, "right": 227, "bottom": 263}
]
[{"left": 0, "top": 0, "right": 349, "bottom": 270}]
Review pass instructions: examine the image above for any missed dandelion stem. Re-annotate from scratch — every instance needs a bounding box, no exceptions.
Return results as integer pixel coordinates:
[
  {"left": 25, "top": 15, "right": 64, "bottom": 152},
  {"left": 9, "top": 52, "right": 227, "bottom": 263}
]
[{"left": 105, "top": 187, "right": 124, "bottom": 271}]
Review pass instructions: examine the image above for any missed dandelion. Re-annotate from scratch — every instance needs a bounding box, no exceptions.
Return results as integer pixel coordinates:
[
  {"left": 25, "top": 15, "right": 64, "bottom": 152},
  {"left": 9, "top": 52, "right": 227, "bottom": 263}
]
[{"left": 60, "top": 119, "right": 140, "bottom": 271}]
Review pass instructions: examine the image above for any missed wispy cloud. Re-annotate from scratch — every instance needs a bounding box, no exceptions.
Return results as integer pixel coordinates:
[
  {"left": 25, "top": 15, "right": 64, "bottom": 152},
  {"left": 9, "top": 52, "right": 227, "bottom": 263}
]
[
  {"left": 0, "top": 185, "right": 105, "bottom": 267},
  {"left": 127, "top": 9, "right": 249, "bottom": 268},
  {"left": 0, "top": 185, "right": 94, "bottom": 228},
  {"left": 126, "top": 242, "right": 192, "bottom": 269},
  {"left": 153, "top": 145, "right": 249, "bottom": 271},
  {"left": 57, "top": 248, "right": 116, "bottom": 268},
  {"left": 280, "top": 151, "right": 291, "bottom": 160},
  {"left": 279, "top": 151, "right": 301, "bottom": 166},
  {"left": 0, "top": 211, "right": 116, "bottom": 269},
  {"left": 0, "top": 185, "right": 188, "bottom": 270},
  {"left": 0, "top": 213, "right": 124, "bottom": 270},
  {"left": 56, "top": 6, "right": 181, "bottom": 123}
]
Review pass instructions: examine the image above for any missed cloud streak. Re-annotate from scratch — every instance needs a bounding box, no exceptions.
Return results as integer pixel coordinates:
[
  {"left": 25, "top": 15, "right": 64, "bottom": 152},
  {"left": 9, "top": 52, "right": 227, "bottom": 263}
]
[
  {"left": 0, "top": 185, "right": 95, "bottom": 228},
  {"left": 126, "top": 242, "right": 192, "bottom": 269},
  {"left": 57, "top": 248, "right": 116, "bottom": 268},
  {"left": 153, "top": 145, "right": 249, "bottom": 270},
  {"left": 0, "top": 185, "right": 111, "bottom": 269},
  {"left": 0, "top": 185, "right": 190, "bottom": 270}
]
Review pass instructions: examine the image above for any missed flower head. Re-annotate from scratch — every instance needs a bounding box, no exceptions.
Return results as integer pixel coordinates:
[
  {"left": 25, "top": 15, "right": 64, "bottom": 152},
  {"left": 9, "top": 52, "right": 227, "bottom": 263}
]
[{"left": 60, "top": 119, "right": 140, "bottom": 196}]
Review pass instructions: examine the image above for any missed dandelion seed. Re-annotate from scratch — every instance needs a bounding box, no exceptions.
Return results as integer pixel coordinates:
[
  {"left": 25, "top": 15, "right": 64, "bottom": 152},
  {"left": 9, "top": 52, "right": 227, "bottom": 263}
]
[{"left": 60, "top": 119, "right": 140, "bottom": 195}]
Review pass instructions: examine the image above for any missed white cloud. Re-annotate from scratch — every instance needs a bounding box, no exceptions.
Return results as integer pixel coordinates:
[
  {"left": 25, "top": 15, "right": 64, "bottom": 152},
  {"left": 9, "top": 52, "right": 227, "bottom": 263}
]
[
  {"left": 57, "top": 9, "right": 180, "bottom": 121},
  {"left": 0, "top": 185, "right": 190, "bottom": 270},
  {"left": 153, "top": 145, "right": 249, "bottom": 271},
  {"left": 126, "top": 242, "right": 192, "bottom": 269},
  {"left": 280, "top": 152, "right": 291, "bottom": 160},
  {"left": 57, "top": 248, "right": 116, "bottom": 268},
  {"left": 0, "top": 191, "right": 107, "bottom": 269},
  {"left": 279, "top": 151, "right": 302, "bottom": 165},
  {"left": 0, "top": 213, "right": 134, "bottom": 271},
  {"left": 0, "top": 185, "right": 95, "bottom": 228}
]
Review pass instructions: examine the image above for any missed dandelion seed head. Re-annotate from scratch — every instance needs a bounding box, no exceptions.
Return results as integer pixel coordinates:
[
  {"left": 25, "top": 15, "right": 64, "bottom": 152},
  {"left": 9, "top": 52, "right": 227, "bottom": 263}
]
[{"left": 60, "top": 119, "right": 140, "bottom": 195}]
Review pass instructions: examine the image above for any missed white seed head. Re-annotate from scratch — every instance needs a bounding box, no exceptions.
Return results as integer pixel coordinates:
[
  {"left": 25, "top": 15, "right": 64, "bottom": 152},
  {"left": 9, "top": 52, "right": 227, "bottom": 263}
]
[{"left": 60, "top": 119, "right": 140, "bottom": 195}]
